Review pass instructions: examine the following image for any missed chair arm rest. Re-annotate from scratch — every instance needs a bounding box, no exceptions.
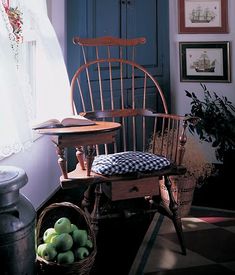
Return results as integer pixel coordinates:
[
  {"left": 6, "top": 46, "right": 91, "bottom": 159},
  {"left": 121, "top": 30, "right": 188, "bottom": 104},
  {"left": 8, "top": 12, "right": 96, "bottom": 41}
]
[{"left": 145, "top": 112, "right": 200, "bottom": 125}]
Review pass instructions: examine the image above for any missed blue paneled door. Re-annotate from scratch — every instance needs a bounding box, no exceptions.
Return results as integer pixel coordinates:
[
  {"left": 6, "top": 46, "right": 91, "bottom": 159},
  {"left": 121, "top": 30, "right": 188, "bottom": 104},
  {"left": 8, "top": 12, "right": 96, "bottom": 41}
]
[{"left": 67, "top": 0, "right": 170, "bottom": 113}]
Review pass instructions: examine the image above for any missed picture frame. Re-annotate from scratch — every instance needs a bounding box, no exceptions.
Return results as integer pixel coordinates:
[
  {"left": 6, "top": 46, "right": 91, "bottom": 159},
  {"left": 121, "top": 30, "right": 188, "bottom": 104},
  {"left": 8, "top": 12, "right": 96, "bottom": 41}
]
[
  {"left": 179, "top": 41, "right": 231, "bottom": 82},
  {"left": 178, "top": 0, "right": 228, "bottom": 33}
]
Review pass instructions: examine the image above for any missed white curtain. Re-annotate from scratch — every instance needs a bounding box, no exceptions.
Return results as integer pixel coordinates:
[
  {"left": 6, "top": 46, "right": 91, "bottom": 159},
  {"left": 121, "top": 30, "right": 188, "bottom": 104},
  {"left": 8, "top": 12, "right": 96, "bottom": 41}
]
[{"left": 0, "top": 0, "right": 71, "bottom": 160}]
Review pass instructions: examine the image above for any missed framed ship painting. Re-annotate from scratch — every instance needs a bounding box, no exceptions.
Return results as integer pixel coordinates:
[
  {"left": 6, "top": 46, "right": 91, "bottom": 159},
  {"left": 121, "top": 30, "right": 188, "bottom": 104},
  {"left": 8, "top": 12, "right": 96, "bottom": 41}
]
[
  {"left": 178, "top": 0, "right": 228, "bottom": 33},
  {"left": 179, "top": 41, "right": 231, "bottom": 82}
]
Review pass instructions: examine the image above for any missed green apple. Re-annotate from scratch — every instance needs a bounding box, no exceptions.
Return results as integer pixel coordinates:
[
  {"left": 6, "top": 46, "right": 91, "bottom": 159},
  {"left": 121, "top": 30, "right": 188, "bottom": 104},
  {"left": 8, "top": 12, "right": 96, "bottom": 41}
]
[
  {"left": 49, "top": 234, "right": 58, "bottom": 244},
  {"left": 43, "top": 227, "right": 58, "bottom": 243},
  {"left": 71, "top": 229, "right": 88, "bottom": 247},
  {"left": 41, "top": 243, "right": 57, "bottom": 261},
  {"left": 74, "top": 247, "right": 89, "bottom": 260},
  {"left": 52, "top": 233, "right": 73, "bottom": 252},
  {"left": 57, "top": 250, "right": 75, "bottom": 264},
  {"left": 71, "top": 223, "right": 79, "bottom": 232},
  {"left": 37, "top": 243, "right": 47, "bottom": 257},
  {"left": 54, "top": 217, "right": 72, "bottom": 234},
  {"left": 85, "top": 239, "right": 93, "bottom": 249}
]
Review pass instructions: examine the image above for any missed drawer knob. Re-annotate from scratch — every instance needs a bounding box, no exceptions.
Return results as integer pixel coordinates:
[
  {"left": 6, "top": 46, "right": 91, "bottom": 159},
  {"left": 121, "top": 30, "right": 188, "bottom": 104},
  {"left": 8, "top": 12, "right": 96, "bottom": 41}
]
[{"left": 129, "top": 186, "right": 139, "bottom": 192}]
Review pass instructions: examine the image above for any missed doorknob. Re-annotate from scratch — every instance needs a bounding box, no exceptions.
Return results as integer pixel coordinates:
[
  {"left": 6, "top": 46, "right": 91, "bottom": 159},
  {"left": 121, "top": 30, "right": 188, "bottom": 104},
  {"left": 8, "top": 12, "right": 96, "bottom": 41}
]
[
  {"left": 127, "top": 0, "right": 131, "bottom": 4},
  {"left": 121, "top": 0, "right": 125, "bottom": 4}
]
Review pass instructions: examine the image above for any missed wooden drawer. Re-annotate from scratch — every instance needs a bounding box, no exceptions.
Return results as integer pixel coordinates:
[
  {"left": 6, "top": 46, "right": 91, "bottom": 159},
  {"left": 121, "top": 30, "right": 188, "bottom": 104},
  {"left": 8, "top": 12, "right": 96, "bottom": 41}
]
[{"left": 102, "top": 177, "right": 159, "bottom": 201}]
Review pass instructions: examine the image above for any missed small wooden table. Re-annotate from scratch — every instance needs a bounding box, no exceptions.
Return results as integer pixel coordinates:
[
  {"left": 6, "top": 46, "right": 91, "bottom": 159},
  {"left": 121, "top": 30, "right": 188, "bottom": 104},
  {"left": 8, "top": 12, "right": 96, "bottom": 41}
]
[{"left": 35, "top": 121, "right": 121, "bottom": 186}]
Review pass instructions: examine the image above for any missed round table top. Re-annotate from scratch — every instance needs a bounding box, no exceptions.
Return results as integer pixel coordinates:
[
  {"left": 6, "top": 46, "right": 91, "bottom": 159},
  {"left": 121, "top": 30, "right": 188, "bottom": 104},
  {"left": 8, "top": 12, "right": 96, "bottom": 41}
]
[{"left": 35, "top": 121, "right": 121, "bottom": 136}]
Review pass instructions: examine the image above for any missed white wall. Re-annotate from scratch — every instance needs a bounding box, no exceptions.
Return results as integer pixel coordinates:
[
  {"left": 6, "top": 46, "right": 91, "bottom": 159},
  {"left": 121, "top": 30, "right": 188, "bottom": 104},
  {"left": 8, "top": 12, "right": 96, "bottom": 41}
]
[
  {"left": 0, "top": 136, "right": 61, "bottom": 210},
  {"left": 47, "top": 0, "right": 66, "bottom": 60},
  {"left": 169, "top": 0, "right": 235, "bottom": 162}
]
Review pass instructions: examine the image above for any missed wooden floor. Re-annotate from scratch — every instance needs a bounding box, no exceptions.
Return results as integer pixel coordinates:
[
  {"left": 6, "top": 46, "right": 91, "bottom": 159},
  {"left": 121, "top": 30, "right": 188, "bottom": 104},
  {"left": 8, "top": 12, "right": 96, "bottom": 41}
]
[{"left": 129, "top": 207, "right": 235, "bottom": 275}]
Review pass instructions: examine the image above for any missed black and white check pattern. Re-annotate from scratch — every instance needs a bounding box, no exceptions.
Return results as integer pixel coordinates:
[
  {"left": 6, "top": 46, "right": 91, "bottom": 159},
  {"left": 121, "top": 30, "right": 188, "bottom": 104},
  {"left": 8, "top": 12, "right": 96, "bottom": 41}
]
[{"left": 91, "top": 151, "right": 170, "bottom": 176}]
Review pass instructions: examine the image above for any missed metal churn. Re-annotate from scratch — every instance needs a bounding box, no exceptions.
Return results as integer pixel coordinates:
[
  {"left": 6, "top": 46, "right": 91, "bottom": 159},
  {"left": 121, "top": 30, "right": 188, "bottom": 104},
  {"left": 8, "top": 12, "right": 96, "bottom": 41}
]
[{"left": 0, "top": 166, "right": 36, "bottom": 275}]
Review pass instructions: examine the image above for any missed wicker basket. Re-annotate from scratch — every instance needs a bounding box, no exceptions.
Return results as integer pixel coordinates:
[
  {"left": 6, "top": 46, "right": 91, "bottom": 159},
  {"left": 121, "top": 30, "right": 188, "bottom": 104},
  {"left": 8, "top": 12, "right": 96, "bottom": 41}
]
[
  {"left": 159, "top": 176, "right": 196, "bottom": 217},
  {"left": 36, "top": 202, "right": 96, "bottom": 275}
]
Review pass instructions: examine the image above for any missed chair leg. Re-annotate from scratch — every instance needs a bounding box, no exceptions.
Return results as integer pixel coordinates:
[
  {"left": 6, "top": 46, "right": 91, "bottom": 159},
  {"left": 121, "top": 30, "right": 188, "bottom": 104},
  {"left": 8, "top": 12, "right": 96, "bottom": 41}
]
[
  {"left": 90, "top": 183, "right": 102, "bottom": 236},
  {"left": 81, "top": 183, "right": 95, "bottom": 211},
  {"left": 164, "top": 176, "right": 186, "bottom": 255}
]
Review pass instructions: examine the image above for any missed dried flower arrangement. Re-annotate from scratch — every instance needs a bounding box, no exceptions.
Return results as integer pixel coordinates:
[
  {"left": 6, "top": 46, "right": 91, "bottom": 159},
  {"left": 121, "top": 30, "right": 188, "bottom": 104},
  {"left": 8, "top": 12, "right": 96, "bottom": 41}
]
[
  {"left": 3, "top": 2, "right": 23, "bottom": 42},
  {"left": 149, "top": 129, "right": 214, "bottom": 216},
  {"left": 180, "top": 134, "right": 214, "bottom": 187},
  {"left": 149, "top": 129, "right": 214, "bottom": 187}
]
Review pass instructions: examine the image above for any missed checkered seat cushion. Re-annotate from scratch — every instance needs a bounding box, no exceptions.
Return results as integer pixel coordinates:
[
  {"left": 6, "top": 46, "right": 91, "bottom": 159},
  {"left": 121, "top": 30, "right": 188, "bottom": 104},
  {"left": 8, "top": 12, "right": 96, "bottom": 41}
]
[{"left": 91, "top": 151, "right": 170, "bottom": 176}]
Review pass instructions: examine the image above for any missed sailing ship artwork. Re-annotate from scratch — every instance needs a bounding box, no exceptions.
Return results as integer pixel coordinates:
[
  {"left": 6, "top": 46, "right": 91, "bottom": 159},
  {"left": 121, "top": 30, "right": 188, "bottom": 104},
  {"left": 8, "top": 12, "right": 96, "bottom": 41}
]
[
  {"left": 180, "top": 0, "right": 228, "bottom": 33},
  {"left": 190, "top": 51, "right": 216, "bottom": 73},
  {"left": 189, "top": 6, "right": 215, "bottom": 24},
  {"left": 180, "top": 41, "right": 229, "bottom": 82},
  {"left": 183, "top": 0, "right": 224, "bottom": 30}
]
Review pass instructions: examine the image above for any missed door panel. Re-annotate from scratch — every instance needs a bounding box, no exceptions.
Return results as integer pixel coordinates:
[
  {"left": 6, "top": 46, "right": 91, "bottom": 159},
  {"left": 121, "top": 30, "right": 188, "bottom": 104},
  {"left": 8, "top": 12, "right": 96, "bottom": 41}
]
[
  {"left": 91, "top": 0, "right": 123, "bottom": 38},
  {"left": 67, "top": 0, "right": 170, "bottom": 110},
  {"left": 126, "top": 0, "right": 158, "bottom": 72},
  {"left": 88, "top": 0, "right": 125, "bottom": 61}
]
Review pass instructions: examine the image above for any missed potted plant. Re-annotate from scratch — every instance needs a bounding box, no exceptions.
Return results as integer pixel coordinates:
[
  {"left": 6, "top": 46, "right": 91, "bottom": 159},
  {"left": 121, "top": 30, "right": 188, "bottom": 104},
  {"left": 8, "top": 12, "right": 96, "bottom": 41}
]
[
  {"left": 184, "top": 84, "right": 235, "bottom": 209},
  {"left": 185, "top": 83, "right": 235, "bottom": 164}
]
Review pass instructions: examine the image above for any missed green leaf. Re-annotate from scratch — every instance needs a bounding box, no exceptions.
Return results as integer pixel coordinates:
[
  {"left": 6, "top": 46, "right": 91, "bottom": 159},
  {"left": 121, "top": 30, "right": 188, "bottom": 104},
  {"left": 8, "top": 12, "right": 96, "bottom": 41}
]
[{"left": 185, "top": 90, "right": 192, "bottom": 98}]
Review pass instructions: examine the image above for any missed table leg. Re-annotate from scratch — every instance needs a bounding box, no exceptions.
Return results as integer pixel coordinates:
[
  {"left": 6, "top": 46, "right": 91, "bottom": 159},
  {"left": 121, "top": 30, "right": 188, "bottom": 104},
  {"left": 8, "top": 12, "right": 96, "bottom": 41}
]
[
  {"left": 56, "top": 146, "right": 68, "bottom": 179},
  {"left": 76, "top": 146, "right": 85, "bottom": 170},
  {"left": 86, "top": 145, "right": 95, "bottom": 176}
]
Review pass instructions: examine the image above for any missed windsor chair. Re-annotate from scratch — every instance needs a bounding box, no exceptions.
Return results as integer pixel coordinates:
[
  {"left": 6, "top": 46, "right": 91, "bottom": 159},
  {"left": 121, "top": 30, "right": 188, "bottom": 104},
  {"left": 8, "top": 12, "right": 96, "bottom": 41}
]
[{"left": 63, "top": 36, "right": 196, "bottom": 255}]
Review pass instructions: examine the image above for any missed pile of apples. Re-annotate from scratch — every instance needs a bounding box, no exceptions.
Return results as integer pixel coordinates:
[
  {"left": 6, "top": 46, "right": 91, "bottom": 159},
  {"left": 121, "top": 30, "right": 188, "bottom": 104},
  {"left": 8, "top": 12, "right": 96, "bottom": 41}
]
[{"left": 37, "top": 217, "right": 93, "bottom": 264}]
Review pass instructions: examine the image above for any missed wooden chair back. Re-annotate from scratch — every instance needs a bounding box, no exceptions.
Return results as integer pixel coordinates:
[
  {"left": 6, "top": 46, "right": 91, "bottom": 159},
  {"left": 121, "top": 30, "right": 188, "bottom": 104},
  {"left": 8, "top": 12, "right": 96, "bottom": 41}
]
[
  {"left": 71, "top": 37, "right": 188, "bottom": 166},
  {"left": 73, "top": 36, "right": 146, "bottom": 63}
]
